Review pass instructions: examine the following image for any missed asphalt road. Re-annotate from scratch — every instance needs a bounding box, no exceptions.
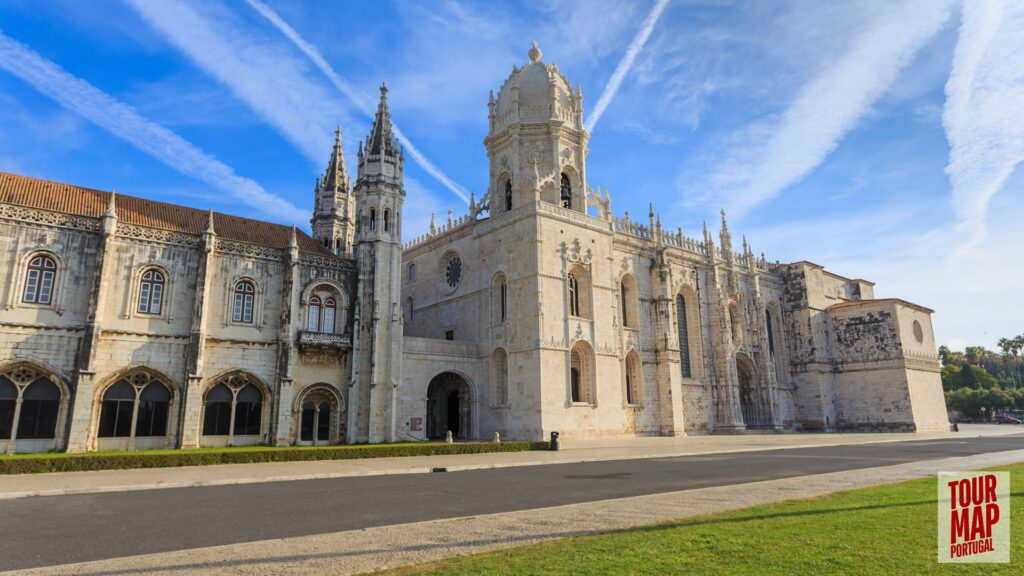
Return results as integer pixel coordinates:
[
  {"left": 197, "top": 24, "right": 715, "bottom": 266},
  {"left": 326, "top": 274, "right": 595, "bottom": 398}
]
[{"left": 2, "top": 434, "right": 1022, "bottom": 571}]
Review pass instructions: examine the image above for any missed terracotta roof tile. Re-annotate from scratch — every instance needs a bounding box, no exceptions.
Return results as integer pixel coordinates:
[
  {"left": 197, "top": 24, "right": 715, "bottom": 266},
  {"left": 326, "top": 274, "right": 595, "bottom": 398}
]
[{"left": 0, "top": 172, "right": 331, "bottom": 256}]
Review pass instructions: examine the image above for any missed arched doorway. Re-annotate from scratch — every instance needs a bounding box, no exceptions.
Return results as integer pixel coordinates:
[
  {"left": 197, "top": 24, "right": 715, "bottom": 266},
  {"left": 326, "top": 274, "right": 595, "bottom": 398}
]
[
  {"left": 295, "top": 384, "right": 342, "bottom": 445},
  {"left": 737, "top": 356, "right": 768, "bottom": 428},
  {"left": 426, "top": 372, "right": 471, "bottom": 440}
]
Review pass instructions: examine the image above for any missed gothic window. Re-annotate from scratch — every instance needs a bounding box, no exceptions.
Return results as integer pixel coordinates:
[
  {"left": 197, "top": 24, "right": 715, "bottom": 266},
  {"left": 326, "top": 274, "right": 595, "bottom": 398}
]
[
  {"left": 568, "top": 274, "right": 580, "bottom": 317},
  {"left": 493, "top": 274, "right": 507, "bottom": 323},
  {"left": 492, "top": 348, "right": 508, "bottom": 406},
  {"left": 504, "top": 179, "right": 513, "bottom": 212},
  {"left": 300, "top": 398, "right": 332, "bottom": 443},
  {"left": 765, "top": 310, "right": 776, "bottom": 356},
  {"left": 569, "top": 342, "right": 595, "bottom": 404},
  {"left": 408, "top": 263, "right": 417, "bottom": 282},
  {"left": 676, "top": 294, "right": 692, "bottom": 379},
  {"left": 560, "top": 173, "right": 572, "bottom": 209},
  {"left": 232, "top": 281, "right": 255, "bottom": 324},
  {"left": 0, "top": 368, "right": 64, "bottom": 442},
  {"left": 323, "top": 298, "right": 337, "bottom": 333},
  {"left": 620, "top": 274, "right": 638, "bottom": 328},
  {"left": 202, "top": 375, "right": 263, "bottom": 437},
  {"left": 308, "top": 296, "right": 321, "bottom": 332},
  {"left": 137, "top": 269, "right": 165, "bottom": 315},
  {"left": 625, "top": 352, "right": 641, "bottom": 405},
  {"left": 22, "top": 254, "right": 56, "bottom": 305},
  {"left": 369, "top": 208, "right": 377, "bottom": 231},
  {"left": 384, "top": 209, "right": 391, "bottom": 232},
  {"left": 98, "top": 373, "right": 171, "bottom": 439},
  {"left": 335, "top": 238, "right": 344, "bottom": 256}
]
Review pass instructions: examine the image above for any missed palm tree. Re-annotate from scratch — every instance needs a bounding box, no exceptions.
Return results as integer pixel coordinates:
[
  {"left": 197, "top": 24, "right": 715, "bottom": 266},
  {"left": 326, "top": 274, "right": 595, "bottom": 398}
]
[{"left": 998, "top": 338, "right": 1016, "bottom": 387}]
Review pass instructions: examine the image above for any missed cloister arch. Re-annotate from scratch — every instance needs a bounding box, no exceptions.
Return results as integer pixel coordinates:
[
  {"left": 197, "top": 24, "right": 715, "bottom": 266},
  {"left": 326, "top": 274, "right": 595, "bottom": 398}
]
[
  {"left": 294, "top": 383, "right": 344, "bottom": 445},
  {"left": 0, "top": 361, "right": 70, "bottom": 454},
  {"left": 426, "top": 372, "right": 475, "bottom": 440}
]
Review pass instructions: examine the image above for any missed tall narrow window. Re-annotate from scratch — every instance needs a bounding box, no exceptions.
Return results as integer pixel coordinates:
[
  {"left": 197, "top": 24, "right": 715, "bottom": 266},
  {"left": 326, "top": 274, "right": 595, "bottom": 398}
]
[
  {"left": 23, "top": 255, "right": 56, "bottom": 305},
  {"left": 384, "top": 209, "right": 391, "bottom": 232},
  {"left": 625, "top": 355, "right": 635, "bottom": 405},
  {"left": 568, "top": 274, "right": 580, "bottom": 317},
  {"left": 492, "top": 348, "right": 508, "bottom": 406},
  {"left": 369, "top": 208, "right": 377, "bottom": 231},
  {"left": 308, "top": 296, "right": 321, "bottom": 332},
  {"left": 621, "top": 284, "right": 630, "bottom": 327},
  {"left": 504, "top": 179, "right": 513, "bottom": 211},
  {"left": 16, "top": 378, "right": 60, "bottom": 440},
  {"left": 323, "top": 298, "right": 337, "bottom": 333},
  {"left": 233, "top": 384, "right": 262, "bottom": 436},
  {"left": 570, "top": 350, "right": 581, "bottom": 403},
  {"left": 500, "top": 282, "right": 507, "bottom": 322},
  {"left": 335, "top": 238, "right": 344, "bottom": 256},
  {"left": 98, "top": 380, "right": 137, "bottom": 438},
  {"left": 408, "top": 263, "right": 417, "bottom": 282},
  {"left": 134, "top": 382, "right": 170, "bottom": 437},
  {"left": 766, "top": 310, "right": 776, "bottom": 356},
  {"left": 232, "top": 281, "right": 255, "bottom": 323},
  {"left": 560, "top": 173, "right": 572, "bottom": 209},
  {"left": 137, "top": 270, "right": 165, "bottom": 315},
  {"left": 202, "top": 383, "right": 233, "bottom": 436},
  {"left": 676, "top": 294, "right": 692, "bottom": 378}
]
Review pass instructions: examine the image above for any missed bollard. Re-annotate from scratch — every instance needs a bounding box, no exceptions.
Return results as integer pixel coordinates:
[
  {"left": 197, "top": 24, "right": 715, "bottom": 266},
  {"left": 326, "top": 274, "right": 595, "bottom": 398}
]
[
  {"left": 493, "top": 431, "right": 501, "bottom": 443},
  {"left": 445, "top": 430, "right": 453, "bottom": 444},
  {"left": 550, "top": 431, "right": 560, "bottom": 451}
]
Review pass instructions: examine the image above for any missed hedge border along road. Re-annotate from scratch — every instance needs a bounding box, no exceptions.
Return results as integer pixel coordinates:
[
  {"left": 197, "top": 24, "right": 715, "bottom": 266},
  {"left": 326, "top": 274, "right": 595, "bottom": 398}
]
[{"left": 0, "top": 441, "right": 551, "bottom": 475}]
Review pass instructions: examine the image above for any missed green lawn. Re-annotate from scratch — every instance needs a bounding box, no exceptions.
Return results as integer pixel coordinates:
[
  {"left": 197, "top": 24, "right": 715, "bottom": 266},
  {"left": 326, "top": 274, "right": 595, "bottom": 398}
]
[{"left": 383, "top": 462, "right": 1024, "bottom": 575}]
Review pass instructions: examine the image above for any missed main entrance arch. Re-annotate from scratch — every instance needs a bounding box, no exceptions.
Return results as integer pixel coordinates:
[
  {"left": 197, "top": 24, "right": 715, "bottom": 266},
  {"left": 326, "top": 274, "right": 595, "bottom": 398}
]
[
  {"left": 736, "top": 355, "right": 769, "bottom": 428},
  {"left": 426, "top": 372, "right": 472, "bottom": 440}
]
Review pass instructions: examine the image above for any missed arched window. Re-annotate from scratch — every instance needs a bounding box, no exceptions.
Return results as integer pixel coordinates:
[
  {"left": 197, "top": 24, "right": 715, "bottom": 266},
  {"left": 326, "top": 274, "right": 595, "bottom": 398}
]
[
  {"left": 676, "top": 294, "right": 692, "bottom": 378},
  {"left": 568, "top": 273, "right": 580, "bottom": 317},
  {"left": 408, "top": 263, "right": 417, "bottom": 282},
  {"left": 16, "top": 378, "right": 61, "bottom": 440},
  {"left": 23, "top": 255, "right": 56, "bottom": 305},
  {"left": 0, "top": 368, "right": 64, "bottom": 444},
  {"left": 570, "top": 349, "right": 582, "bottom": 402},
  {"left": 625, "top": 352, "right": 641, "bottom": 405},
  {"left": 232, "top": 281, "right": 255, "bottom": 323},
  {"left": 620, "top": 275, "right": 638, "bottom": 329},
  {"left": 202, "top": 376, "right": 263, "bottom": 438},
  {"left": 569, "top": 342, "right": 595, "bottom": 404},
  {"left": 335, "top": 238, "right": 344, "bottom": 256},
  {"left": 137, "top": 269, "right": 165, "bottom": 315},
  {"left": 308, "top": 296, "right": 321, "bottom": 332},
  {"left": 492, "top": 348, "right": 508, "bottom": 406},
  {"left": 300, "top": 398, "right": 332, "bottom": 443},
  {"left": 323, "top": 298, "right": 337, "bottom": 333},
  {"left": 493, "top": 274, "right": 507, "bottom": 324},
  {"left": 135, "top": 382, "right": 170, "bottom": 437},
  {"left": 504, "top": 179, "right": 513, "bottom": 212},
  {"left": 0, "top": 378, "right": 15, "bottom": 440},
  {"left": 98, "top": 374, "right": 171, "bottom": 439},
  {"left": 202, "top": 384, "right": 233, "bottom": 436},
  {"left": 384, "top": 209, "right": 391, "bottom": 232},
  {"left": 560, "top": 173, "right": 572, "bottom": 209},
  {"left": 369, "top": 208, "right": 377, "bottom": 231},
  {"left": 765, "top": 309, "right": 776, "bottom": 356}
]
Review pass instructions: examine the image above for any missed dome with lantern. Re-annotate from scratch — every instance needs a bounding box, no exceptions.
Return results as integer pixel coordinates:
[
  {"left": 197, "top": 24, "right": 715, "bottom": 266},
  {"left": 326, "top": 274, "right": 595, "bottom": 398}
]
[{"left": 489, "top": 42, "right": 583, "bottom": 132}]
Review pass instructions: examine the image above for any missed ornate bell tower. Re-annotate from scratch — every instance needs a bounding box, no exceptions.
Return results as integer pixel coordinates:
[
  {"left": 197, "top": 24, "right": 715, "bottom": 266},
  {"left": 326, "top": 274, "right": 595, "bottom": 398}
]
[
  {"left": 483, "top": 42, "right": 589, "bottom": 215},
  {"left": 311, "top": 127, "right": 355, "bottom": 256},
  {"left": 349, "top": 83, "right": 404, "bottom": 443}
]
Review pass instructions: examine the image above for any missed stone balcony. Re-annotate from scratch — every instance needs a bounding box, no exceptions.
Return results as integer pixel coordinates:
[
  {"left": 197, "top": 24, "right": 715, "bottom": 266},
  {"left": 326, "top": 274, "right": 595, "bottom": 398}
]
[{"left": 296, "top": 330, "right": 352, "bottom": 350}]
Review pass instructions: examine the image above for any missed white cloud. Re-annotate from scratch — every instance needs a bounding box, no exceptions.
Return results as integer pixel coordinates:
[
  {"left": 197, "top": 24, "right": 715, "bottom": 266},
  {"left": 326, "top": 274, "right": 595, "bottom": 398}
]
[
  {"left": 585, "top": 0, "right": 669, "bottom": 133},
  {"left": 943, "top": 0, "right": 1024, "bottom": 250},
  {"left": 683, "top": 0, "right": 955, "bottom": 216},
  {"left": 0, "top": 31, "right": 306, "bottom": 223},
  {"left": 244, "top": 0, "right": 470, "bottom": 204},
  {"left": 125, "top": 0, "right": 353, "bottom": 167}
]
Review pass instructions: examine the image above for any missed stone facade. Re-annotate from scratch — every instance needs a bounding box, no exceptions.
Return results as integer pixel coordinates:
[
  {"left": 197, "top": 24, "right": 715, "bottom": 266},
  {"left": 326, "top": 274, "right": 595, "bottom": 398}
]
[{"left": 0, "top": 44, "right": 948, "bottom": 453}]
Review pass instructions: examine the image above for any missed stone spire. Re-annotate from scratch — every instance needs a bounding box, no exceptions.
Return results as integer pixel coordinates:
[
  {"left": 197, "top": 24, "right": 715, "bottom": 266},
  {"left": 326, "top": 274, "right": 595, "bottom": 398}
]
[
  {"left": 719, "top": 208, "right": 733, "bottom": 254},
  {"left": 321, "top": 126, "right": 350, "bottom": 193},
  {"left": 364, "top": 82, "right": 400, "bottom": 159}
]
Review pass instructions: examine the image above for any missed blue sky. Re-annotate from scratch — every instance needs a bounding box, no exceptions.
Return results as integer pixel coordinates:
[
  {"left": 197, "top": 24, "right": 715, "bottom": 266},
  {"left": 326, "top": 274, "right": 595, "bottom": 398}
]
[{"left": 0, "top": 0, "right": 1021, "bottom": 350}]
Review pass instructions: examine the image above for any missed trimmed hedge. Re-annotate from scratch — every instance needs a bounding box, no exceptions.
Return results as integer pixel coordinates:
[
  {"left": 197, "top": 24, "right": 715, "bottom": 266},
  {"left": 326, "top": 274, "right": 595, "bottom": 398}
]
[{"left": 0, "top": 441, "right": 550, "bottom": 475}]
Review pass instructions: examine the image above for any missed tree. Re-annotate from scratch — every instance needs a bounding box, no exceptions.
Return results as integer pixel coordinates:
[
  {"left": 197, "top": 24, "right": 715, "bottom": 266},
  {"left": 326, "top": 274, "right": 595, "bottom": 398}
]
[
  {"left": 941, "top": 364, "right": 961, "bottom": 391},
  {"left": 938, "top": 345, "right": 952, "bottom": 366},
  {"left": 957, "top": 364, "right": 998, "bottom": 390},
  {"left": 998, "top": 338, "right": 1017, "bottom": 387}
]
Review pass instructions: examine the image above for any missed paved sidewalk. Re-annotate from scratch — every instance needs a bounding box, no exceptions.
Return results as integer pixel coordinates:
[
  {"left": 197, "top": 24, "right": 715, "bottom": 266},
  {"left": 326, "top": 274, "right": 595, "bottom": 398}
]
[
  {"left": 7, "top": 445, "right": 1023, "bottom": 576},
  {"left": 0, "top": 424, "right": 1015, "bottom": 500}
]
